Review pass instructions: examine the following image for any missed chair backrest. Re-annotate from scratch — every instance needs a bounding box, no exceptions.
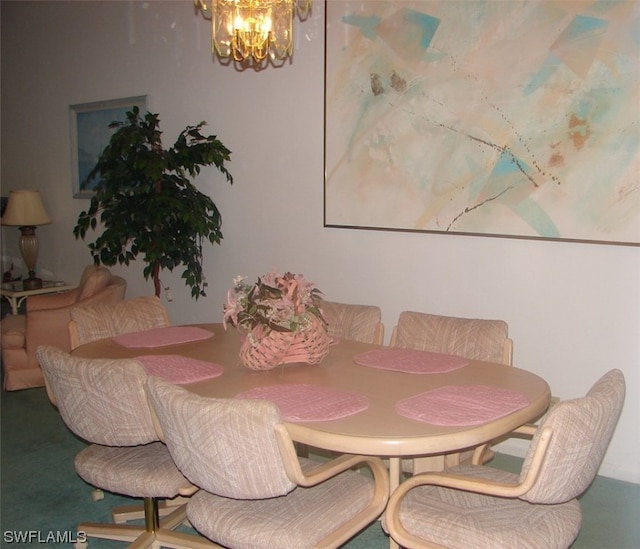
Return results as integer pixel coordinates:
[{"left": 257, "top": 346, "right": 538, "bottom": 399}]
[
  {"left": 519, "top": 369, "right": 625, "bottom": 504},
  {"left": 320, "top": 300, "right": 384, "bottom": 344},
  {"left": 75, "top": 265, "right": 114, "bottom": 301},
  {"left": 390, "top": 311, "right": 512, "bottom": 365},
  {"left": 69, "top": 295, "right": 170, "bottom": 349},
  {"left": 146, "top": 376, "right": 296, "bottom": 499},
  {"left": 36, "top": 345, "right": 158, "bottom": 446}
]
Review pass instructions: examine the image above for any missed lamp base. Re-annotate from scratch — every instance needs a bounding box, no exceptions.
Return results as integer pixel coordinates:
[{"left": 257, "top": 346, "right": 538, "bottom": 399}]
[
  {"left": 23, "top": 277, "right": 43, "bottom": 291},
  {"left": 18, "top": 228, "right": 43, "bottom": 291}
]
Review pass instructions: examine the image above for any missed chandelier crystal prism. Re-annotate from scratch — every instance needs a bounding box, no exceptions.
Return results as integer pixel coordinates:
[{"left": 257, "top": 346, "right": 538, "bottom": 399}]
[{"left": 194, "top": 0, "right": 312, "bottom": 65}]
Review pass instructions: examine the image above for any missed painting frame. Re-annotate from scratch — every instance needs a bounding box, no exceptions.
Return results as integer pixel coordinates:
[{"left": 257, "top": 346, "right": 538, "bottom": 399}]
[
  {"left": 324, "top": 1, "right": 640, "bottom": 247},
  {"left": 70, "top": 95, "right": 147, "bottom": 198}
]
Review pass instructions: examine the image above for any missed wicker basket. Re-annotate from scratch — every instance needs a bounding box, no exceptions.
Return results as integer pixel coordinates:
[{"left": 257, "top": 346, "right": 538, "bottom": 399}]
[{"left": 239, "top": 317, "right": 330, "bottom": 371}]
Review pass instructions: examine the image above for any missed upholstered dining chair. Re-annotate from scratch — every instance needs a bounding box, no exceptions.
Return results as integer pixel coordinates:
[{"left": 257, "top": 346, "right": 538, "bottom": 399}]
[
  {"left": 66, "top": 294, "right": 172, "bottom": 519},
  {"left": 390, "top": 310, "right": 513, "bottom": 365},
  {"left": 146, "top": 376, "right": 390, "bottom": 549},
  {"left": 383, "top": 368, "right": 625, "bottom": 549},
  {"left": 68, "top": 294, "right": 170, "bottom": 350},
  {"left": 390, "top": 310, "right": 513, "bottom": 470},
  {"left": 36, "top": 346, "right": 215, "bottom": 549},
  {"left": 320, "top": 299, "right": 385, "bottom": 345},
  {"left": 295, "top": 300, "right": 384, "bottom": 459}
]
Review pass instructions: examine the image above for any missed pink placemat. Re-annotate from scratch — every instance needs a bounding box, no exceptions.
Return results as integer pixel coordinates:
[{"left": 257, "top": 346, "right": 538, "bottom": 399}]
[
  {"left": 236, "top": 384, "right": 369, "bottom": 422},
  {"left": 136, "top": 355, "right": 223, "bottom": 384},
  {"left": 396, "top": 385, "right": 530, "bottom": 426},
  {"left": 354, "top": 348, "right": 468, "bottom": 374},
  {"left": 113, "top": 326, "right": 213, "bottom": 348}
]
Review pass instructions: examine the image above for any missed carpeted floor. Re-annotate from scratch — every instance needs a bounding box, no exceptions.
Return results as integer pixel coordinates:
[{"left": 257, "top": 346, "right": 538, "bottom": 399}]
[{"left": 1, "top": 386, "right": 639, "bottom": 548}]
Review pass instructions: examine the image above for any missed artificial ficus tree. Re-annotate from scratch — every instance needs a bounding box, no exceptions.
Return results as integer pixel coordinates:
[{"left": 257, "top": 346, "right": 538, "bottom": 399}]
[{"left": 74, "top": 107, "right": 233, "bottom": 299}]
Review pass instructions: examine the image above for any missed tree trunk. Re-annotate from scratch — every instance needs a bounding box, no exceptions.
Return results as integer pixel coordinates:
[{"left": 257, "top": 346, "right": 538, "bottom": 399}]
[
  {"left": 153, "top": 175, "right": 162, "bottom": 298},
  {"left": 152, "top": 263, "right": 161, "bottom": 298}
]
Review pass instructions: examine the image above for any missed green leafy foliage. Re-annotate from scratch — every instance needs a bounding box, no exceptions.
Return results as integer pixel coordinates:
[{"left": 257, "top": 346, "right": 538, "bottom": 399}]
[{"left": 73, "top": 107, "right": 233, "bottom": 299}]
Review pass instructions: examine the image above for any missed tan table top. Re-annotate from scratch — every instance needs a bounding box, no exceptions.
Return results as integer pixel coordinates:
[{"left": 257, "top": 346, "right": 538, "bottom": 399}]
[{"left": 72, "top": 323, "right": 551, "bottom": 458}]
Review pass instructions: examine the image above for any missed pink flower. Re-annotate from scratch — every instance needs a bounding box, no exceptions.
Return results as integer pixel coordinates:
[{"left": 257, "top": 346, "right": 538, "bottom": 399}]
[
  {"left": 222, "top": 288, "right": 239, "bottom": 330},
  {"left": 222, "top": 271, "right": 325, "bottom": 334}
]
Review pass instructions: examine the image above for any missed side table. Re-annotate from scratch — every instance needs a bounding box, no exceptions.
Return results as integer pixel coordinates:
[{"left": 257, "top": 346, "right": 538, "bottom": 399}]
[{"left": 0, "top": 281, "right": 77, "bottom": 315}]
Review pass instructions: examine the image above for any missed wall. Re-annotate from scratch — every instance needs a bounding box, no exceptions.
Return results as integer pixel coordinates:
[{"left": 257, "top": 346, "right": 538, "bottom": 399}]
[{"left": 1, "top": 1, "right": 638, "bottom": 483}]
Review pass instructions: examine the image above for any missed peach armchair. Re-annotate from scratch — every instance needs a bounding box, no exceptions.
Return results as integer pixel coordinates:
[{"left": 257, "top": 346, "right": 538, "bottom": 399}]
[{"left": 1, "top": 265, "right": 126, "bottom": 390}]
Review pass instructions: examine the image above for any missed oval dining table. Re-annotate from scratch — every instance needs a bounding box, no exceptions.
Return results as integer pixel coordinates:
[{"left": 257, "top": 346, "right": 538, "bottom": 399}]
[{"left": 72, "top": 322, "right": 551, "bottom": 549}]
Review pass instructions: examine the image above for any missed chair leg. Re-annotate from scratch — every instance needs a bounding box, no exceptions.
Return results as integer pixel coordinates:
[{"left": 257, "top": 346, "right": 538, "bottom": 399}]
[
  {"left": 79, "top": 497, "right": 172, "bottom": 547},
  {"left": 144, "top": 497, "right": 160, "bottom": 532},
  {"left": 80, "top": 496, "right": 210, "bottom": 548},
  {"left": 126, "top": 531, "right": 156, "bottom": 549},
  {"left": 159, "top": 500, "right": 189, "bottom": 530},
  {"left": 76, "top": 522, "right": 147, "bottom": 544},
  {"left": 154, "top": 529, "right": 223, "bottom": 549},
  {"left": 112, "top": 495, "right": 190, "bottom": 523},
  {"left": 153, "top": 501, "right": 221, "bottom": 549}
]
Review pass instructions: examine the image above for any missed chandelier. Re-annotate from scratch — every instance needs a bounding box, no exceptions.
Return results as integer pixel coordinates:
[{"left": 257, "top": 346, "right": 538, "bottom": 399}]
[{"left": 194, "top": 0, "right": 312, "bottom": 65}]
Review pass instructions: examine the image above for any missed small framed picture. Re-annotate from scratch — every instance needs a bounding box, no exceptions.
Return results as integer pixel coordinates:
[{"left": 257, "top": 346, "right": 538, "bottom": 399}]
[{"left": 69, "top": 95, "right": 146, "bottom": 198}]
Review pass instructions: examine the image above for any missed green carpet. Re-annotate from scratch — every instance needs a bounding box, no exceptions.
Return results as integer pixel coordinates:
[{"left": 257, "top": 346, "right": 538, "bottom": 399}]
[{"left": 1, "top": 387, "right": 638, "bottom": 548}]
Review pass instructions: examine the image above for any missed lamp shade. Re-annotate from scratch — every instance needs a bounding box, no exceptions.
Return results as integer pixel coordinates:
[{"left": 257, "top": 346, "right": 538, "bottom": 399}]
[{"left": 1, "top": 190, "right": 51, "bottom": 227}]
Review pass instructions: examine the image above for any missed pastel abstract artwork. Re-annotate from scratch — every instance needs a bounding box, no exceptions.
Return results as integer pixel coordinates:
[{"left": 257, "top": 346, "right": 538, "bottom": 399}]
[{"left": 324, "top": 1, "right": 640, "bottom": 245}]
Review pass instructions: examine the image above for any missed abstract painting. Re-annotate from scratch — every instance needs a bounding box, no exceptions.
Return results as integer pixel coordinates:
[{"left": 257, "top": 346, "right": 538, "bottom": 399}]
[{"left": 324, "top": 1, "right": 640, "bottom": 245}]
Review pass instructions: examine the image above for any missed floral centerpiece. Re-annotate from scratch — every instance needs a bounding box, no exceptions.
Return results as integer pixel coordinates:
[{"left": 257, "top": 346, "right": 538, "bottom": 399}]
[{"left": 223, "top": 271, "right": 330, "bottom": 370}]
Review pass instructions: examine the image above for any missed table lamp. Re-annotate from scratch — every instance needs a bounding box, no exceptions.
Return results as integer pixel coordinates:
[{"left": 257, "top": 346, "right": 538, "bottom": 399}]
[{"left": 1, "top": 190, "right": 52, "bottom": 290}]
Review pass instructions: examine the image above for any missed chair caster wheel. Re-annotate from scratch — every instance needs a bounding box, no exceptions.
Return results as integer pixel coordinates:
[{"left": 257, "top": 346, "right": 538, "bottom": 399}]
[{"left": 91, "top": 488, "right": 104, "bottom": 501}]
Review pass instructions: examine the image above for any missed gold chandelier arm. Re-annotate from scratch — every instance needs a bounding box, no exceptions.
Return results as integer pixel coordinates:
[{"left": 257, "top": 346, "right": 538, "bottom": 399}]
[
  {"left": 295, "top": 0, "right": 312, "bottom": 19},
  {"left": 194, "top": 0, "right": 212, "bottom": 19}
]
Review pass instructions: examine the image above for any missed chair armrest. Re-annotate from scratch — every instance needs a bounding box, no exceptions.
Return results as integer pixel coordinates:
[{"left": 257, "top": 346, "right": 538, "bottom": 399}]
[
  {"left": 299, "top": 452, "right": 389, "bottom": 488},
  {"left": 25, "top": 305, "right": 77, "bottom": 358},
  {"left": 513, "top": 424, "right": 540, "bottom": 437},
  {"left": 471, "top": 424, "right": 539, "bottom": 465},
  {"left": 275, "top": 423, "right": 390, "bottom": 549},
  {"left": 274, "top": 424, "right": 389, "bottom": 500},
  {"left": 384, "top": 469, "right": 525, "bottom": 549},
  {"left": 27, "top": 289, "right": 79, "bottom": 312},
  {"left": 177, "top": 484, "right": 200, "bottom": 497},
  {"left": 385, "top": 426, "right": 552, "bottom": 549}
]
